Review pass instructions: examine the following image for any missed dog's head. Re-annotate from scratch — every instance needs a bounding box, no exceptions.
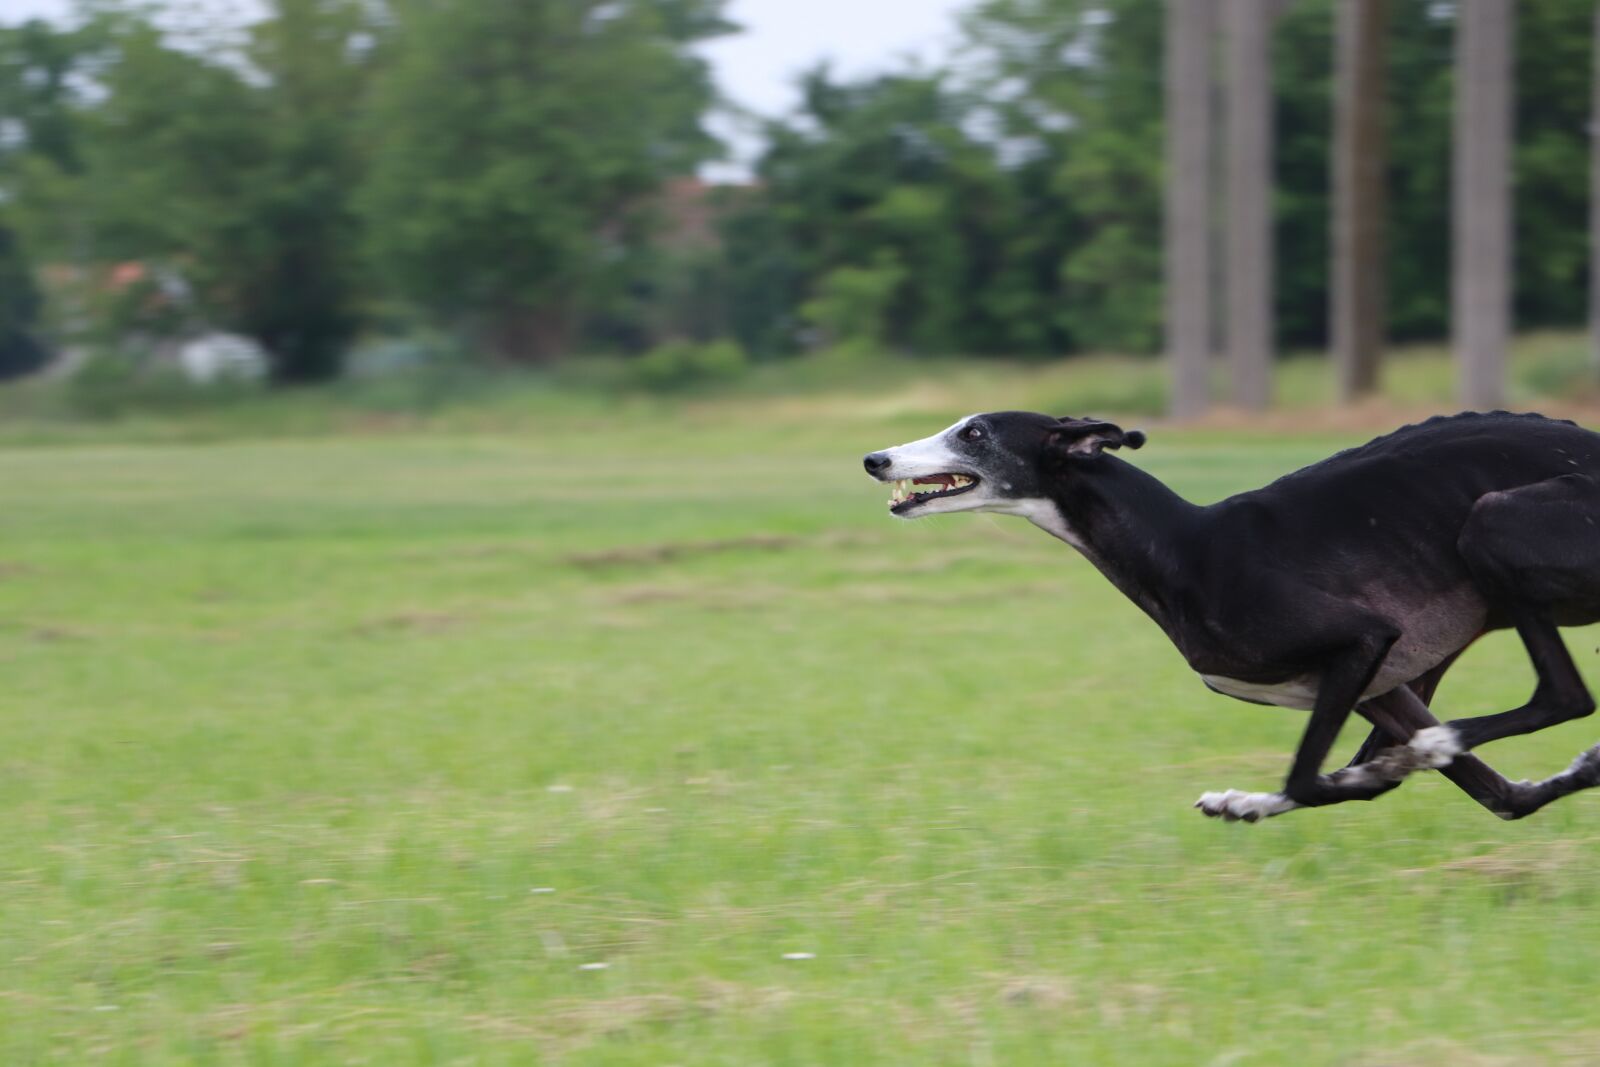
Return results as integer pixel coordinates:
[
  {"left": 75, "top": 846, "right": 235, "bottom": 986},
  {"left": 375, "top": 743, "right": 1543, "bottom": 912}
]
[{"left": 862, "top": 411, "right": 1146, "bottom": 518}]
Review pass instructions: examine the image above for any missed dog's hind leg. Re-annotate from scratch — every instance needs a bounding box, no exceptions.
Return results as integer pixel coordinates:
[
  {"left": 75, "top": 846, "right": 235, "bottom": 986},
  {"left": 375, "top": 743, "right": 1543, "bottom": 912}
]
[
  {"left": 1363, "top": 685, "right": 1600, "bottom": 820},
  {"left": 1337, "top": 655, "right": 1464, "bottom": 794},
  {"left": 1415, "top": 475, "right": 1600, "bottom": 763}
]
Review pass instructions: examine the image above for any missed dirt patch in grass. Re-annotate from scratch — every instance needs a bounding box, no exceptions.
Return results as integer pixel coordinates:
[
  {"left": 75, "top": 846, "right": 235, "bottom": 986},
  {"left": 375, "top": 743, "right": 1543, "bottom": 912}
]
[
  {"left": 565, "top": 534, "right": 804, "bottom": 569},
  {"left": 1401, "top": 836, "right": 1600, "bottom": 886},
  {"left": 566, "top": 532, "right": 875, "bottom": 570},
  {"left": 353, "top": 610, "right": 474, "bottom": 635},
  {"left": 598, "top": 582, "right": 786, "bottom": 611},
  {"left": 0, "top": 621, "right": 91, "bottom": 642},
  {"left": 465, "top": 981, "right": 796, "bottom": 1057},
  {"left": 995, "top": 974, "right": 1077, "bottom": 1010}
]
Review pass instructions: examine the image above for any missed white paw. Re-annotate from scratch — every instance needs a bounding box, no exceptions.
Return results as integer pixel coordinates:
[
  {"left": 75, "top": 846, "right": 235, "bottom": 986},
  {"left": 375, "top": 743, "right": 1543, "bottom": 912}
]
[
  {"left": 1408, "top": 726, "right": 1464, "bottom": 769},
  {"left": 1193, "top": 789, "right": 1300, "bottom": 823}
]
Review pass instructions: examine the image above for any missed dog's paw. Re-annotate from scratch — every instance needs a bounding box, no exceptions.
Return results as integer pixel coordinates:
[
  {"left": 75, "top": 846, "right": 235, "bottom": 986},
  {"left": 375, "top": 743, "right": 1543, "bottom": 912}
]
[
  {"left": 1563, "top": 744, "right": 1600, "bottom": 785},
  {"left": 1408, "top": 726, "right": 1464, "bottom": 769},
  {"left": 1193, "top": 789, "right": 1299, "bottom": 823}
]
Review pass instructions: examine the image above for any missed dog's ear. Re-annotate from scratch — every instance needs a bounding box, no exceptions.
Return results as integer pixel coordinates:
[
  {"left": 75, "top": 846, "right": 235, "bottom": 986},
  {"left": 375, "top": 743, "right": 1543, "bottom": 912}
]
[{"left": 1046, "top": 417, "right": 1147, "bottom": 459}]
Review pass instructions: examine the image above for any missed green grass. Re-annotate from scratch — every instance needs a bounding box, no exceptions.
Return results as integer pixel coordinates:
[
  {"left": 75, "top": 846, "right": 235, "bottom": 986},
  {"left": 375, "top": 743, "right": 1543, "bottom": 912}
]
[{"left": 6, "top": 358, "right": 1600, "bottom": 1064}]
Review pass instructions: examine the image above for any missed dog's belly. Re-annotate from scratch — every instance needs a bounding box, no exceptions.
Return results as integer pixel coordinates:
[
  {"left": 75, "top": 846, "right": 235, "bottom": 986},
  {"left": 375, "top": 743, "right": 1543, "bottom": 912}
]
[
  {"left": 1202, "top": 589, "right": 1488, "bottom": 711},
  {"left": 1200, "top": 662, "right": 1431, "bottom": 712},
  {"left": 1201, "top": 673, "right": 1320, "bottom": 709}
]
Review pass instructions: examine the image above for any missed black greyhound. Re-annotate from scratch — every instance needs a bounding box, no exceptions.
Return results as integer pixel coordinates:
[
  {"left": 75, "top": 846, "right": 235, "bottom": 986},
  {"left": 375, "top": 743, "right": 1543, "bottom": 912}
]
[{"left": 863, "top": 410, "right": 1600, "bottom": 822}]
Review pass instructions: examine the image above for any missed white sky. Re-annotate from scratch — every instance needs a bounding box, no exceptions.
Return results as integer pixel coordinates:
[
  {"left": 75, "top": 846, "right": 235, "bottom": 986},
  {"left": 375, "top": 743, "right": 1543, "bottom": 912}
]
[{"left": 4, "top": 0, "right": 971, "bottom": 179}]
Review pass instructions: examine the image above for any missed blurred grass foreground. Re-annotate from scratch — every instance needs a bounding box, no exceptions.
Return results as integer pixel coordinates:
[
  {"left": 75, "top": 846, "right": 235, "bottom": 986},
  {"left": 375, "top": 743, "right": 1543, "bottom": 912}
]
[{"left": 7, "top": 343, "right": 1600, "bottom": 1064}]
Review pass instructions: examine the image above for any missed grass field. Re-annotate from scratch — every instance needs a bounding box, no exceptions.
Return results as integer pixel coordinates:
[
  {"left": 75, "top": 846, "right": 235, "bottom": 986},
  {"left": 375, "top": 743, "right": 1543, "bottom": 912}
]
[{"left": 7, "top": 353, "right": 1600, "bottom": 1064}]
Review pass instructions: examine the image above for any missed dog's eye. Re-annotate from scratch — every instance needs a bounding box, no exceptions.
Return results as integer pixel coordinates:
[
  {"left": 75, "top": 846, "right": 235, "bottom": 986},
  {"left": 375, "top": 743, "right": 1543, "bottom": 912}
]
[{"left": 960, "top": 426, "right": 983, "bottom": 441}]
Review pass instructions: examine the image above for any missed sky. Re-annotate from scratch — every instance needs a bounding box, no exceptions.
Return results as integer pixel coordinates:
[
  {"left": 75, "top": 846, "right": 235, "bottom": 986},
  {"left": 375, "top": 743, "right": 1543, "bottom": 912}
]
[{"left": 4, "top": 0, "right": 971, "bottom": 179}]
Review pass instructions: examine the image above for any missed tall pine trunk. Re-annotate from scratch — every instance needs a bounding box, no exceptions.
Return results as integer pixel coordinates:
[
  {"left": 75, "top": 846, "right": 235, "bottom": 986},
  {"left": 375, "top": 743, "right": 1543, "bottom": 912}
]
[
  {"left": 1331, "top": 0, "right": 1388, "bottom": 401},
  {"left": 489, "top": 305, "right": 572, "bottom": 365},
  {"left": 1165, "top": 0, "right": 1217, "bottom": 418},
  {"left": 1453, "top": 0, "right": 1513, "bottom": 409},
  {"left": 1224, "top": 0, "right": 1273, "bottom": 410}
]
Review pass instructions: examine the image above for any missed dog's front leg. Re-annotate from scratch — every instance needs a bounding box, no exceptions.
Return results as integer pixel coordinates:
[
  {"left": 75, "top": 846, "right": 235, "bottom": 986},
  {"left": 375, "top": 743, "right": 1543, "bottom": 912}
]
[{"left": 1197, "top": 629, "right": 1399, "bottom": 823}]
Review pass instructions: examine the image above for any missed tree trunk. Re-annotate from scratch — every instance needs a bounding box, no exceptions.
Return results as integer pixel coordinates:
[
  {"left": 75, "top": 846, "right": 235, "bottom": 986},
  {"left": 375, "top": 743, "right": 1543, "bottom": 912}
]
[
  {"left": 1165, "top": 0, "right": 1217, "bottom": 418},
  {"left": 1330, "top": 0, "right": 1388, "bottom": 401},
  {"left": 1453, "top": 0, "right": 1513, "bottom": 410},
  {"left": 1224, "top": 0, "right": 1273, "bottom": 411},
  {"left": 490, "top": 305, "right": 571, "bottom": 364}
]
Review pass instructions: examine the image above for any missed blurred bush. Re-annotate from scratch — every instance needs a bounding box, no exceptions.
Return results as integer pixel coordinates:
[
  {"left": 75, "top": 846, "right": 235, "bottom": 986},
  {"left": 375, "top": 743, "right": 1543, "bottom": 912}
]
[
  {"left": 65, "top": 347, "right": 263, "bottom": 418},
  {"left": 628, "top": 339, "right": 749, "bottom": 391},
  {"left": 800, "top": 255, "right": 907, "bottom": 362}
]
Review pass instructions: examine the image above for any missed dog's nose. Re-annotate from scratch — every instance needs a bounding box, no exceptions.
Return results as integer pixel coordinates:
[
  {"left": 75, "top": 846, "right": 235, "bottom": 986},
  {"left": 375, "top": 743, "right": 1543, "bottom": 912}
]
[{"left": 863, "top": 452, "right": 893, "bottom": 476}]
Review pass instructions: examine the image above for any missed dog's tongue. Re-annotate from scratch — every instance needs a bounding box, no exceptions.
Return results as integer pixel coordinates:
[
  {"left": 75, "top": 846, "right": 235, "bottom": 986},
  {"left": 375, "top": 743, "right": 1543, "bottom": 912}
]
[{"left": 914, "top": 474, "right": 957, "bottom": 488}]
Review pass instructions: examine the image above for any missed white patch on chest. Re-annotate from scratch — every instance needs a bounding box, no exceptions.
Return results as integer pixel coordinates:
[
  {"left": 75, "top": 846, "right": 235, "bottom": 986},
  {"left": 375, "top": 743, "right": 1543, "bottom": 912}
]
[{"left": 996, "top": 497, "right": 1089, "bottom": 551}]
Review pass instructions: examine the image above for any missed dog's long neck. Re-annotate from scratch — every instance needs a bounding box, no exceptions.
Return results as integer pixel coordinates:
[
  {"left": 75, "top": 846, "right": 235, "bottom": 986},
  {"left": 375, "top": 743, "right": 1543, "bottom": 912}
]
[{"left": 1026, "top": 457, "right": 1206, "bottom": 633}]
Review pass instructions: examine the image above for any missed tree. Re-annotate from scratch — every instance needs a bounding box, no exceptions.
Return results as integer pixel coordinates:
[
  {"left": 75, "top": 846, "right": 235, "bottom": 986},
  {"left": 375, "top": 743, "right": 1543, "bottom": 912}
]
[
  {"left": 0, "top": 18, "right": 90, "bottom": 184},
  {"left": 358, "top": 0, "right": 731, "bottom": 363},
  {"left": 0, "top": 222, "right": 46, "bottom": 379},
  {"left": 1454, "top": 0, "right": 1513, "bottom": 409},
  {"left": 963, "top": 0, "right": 1167, "bottom": 356},
  {"left": 0, "top": 16, "right": 98, "bottom": 352},
  {"left": 1330, "top": 0, "right": 1388, "bottom": 400},
  {"left": 0, "top": 18, "right": 91, "bottom": 378},
  {"left": 25, "top": 2, "right": 379, "bottom": 382},
  {"left": 1511, "top": 1, "right": 1591, "bottom": 335},
  {"left": 235, "top": 0, "right": 377, "bottom": 381},
  {"left": 734, "top": 67, "right": 1036, "bottom": 357},
  {"left": 1224, "top": 0, "right": 1274, "bottom": 410},
  {"left": 1164, "top": 0, "right": 1216, "bottom": 417}
]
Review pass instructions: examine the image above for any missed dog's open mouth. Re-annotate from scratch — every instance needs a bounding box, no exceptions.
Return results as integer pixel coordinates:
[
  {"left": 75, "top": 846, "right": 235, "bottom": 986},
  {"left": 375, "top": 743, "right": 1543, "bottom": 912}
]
[{"left": 889, "top": 473, "right": 979, "bottom": 513}]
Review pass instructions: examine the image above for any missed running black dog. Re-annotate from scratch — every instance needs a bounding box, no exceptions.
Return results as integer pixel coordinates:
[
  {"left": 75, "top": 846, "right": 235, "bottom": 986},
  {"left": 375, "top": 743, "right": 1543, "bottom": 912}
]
[{"left": 863, "top": 410, "right": 1600, "bottom": 821}]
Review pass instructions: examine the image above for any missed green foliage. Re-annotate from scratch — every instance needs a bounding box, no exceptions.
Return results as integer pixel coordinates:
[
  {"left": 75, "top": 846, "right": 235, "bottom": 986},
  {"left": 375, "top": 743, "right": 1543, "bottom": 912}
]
[
  {"left": 722, "top": 0, "right": 1598, "bottom": 359},
  {"left": 1273, "top": 0, "right": 1596, "bottom": 346},
  {"left": 969, "top": 0, "right": 1166, "bottom": 353},
  {"left": 62, "top": 346, "right": 265, "bottom": 419},
  {"left": 0, "top": 4, "right": 376, "bottom": 381},
  {"left": 801, "top": 253, "right": 907, "bottom": 356},
  {"left": 86, "top": 2, "right": 372, "bottom": 381},
  {"left": 628, "top": 337, "right": 747, "bottom": 389},
  {"left": 358, "top": 0, "right": 731, "bottom": 363},
  {"left": 1513, "top": 1, "right": 1594, "bottom": 329},
  {"left": 735, "top": 68, "right": 1048, "bottom": 358},
  {"left": 2, "top": 0, "right": 1598, "bottom": 378}
]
